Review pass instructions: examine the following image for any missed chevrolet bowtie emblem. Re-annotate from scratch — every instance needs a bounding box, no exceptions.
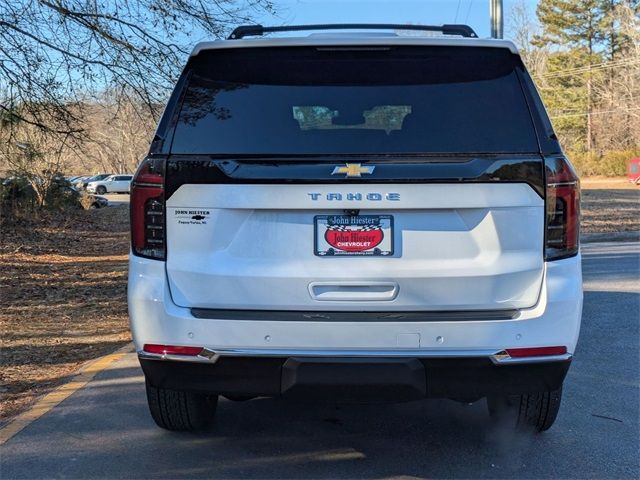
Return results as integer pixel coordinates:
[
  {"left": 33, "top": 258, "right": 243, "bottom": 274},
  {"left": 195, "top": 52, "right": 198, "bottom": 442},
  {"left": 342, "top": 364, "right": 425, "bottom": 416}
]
[{"left": 331, "top": 163, "right": 375, "bottom": 177}]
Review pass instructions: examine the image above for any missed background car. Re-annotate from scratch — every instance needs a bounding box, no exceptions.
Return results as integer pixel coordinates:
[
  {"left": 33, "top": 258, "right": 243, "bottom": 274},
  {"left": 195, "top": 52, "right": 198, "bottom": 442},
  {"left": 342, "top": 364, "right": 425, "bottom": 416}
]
[
  {"left": 80, "top": 174, "right": 112, "bottom": 190},
  {"left": 86, "top": 174, "right": 132, "bottom": 194},
  {"left": 70, "top": 176, "right": 89, "bottom": 189}
]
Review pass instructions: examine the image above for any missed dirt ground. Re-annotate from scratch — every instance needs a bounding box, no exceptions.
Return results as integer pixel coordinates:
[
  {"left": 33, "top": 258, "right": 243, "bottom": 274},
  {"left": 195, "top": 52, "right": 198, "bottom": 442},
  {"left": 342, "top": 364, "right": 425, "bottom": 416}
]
[
  {"left": 581, "top": 177, "right": 640, "bottom": 233},
  {"left": 0, "top": 178, "right": 637, "bottom": 424},
  {"left": 0, "top": 207, "right": 131, "bottom": 422}
]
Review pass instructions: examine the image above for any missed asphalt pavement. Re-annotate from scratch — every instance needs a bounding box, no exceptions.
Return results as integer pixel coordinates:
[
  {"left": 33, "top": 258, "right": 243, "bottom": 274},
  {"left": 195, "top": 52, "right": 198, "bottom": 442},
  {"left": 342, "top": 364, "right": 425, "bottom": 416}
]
[
  {"left": 1, "top": 242, "right": 638, "bottom": 479},
  {"left": 103, "top": 193, "right": 129, "bottom": 207}
]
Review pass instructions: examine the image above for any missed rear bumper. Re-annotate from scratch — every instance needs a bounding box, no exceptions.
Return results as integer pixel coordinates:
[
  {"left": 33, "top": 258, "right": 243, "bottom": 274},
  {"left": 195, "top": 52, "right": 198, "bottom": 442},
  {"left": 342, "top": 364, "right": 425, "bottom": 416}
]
[
  {"left": 140, "top": 355, "right": 571, "bottom": 401},
  {"left": 128, "top": 253, "right": 583, "bottom": 354},
  {"left": 130, "top": 251, "right": 581, "bottom": 400}
]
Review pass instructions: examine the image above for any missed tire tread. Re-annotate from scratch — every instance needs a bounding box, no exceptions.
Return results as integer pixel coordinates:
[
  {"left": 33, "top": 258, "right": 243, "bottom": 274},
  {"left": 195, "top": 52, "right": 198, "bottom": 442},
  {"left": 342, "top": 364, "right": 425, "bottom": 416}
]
[
  {"left": 145, "top": 381, "right": 216, "bottom": 431},
  {"left": 516, "top": 387, "right": 562, "bottom": 432},
  {"left": 488, "top": 385, "right": 562, "bottom": 433}
]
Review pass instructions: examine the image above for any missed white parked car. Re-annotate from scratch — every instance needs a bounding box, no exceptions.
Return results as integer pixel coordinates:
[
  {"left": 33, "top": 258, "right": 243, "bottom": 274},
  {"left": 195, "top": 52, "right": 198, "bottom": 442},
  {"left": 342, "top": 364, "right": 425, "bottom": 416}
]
[
  {"left": 128, "top": 24, "right": 582, "bottom": 433},
  {"left": 87, "top": 174, "right": 132, "bottom": 194}
]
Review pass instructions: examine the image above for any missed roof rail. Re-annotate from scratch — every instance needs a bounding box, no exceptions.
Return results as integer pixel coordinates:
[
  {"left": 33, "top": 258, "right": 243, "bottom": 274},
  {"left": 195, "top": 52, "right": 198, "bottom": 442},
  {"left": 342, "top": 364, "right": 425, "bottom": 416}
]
[{"left": 228, "top": 23, "right": 478, "bottom": 40}]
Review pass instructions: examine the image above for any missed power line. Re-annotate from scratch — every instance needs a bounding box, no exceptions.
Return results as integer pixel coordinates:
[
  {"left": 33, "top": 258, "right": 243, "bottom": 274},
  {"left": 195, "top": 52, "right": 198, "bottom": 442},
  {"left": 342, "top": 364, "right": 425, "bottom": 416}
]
[
  {"left": 535, "top": 57, "right": 640, "bottom": 79},
  {"left": 550, "top": 106, "right": 640, "bottom": 119},
  {"left": 537, "top": 59, "right": 640, "bottom": 79},
  {"left": 537, "top": 57, "right": 633, "bottom": 74},
  {"left": 454, "top": 0, "right": 462, "bottom": 23},
  {"left": 464, "top": 0, "right": 474, "bottom": 24}
]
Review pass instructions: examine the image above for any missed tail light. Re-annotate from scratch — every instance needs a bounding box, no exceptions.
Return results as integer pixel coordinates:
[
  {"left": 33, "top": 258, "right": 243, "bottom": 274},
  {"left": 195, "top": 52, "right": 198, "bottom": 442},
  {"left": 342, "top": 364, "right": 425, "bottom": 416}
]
[
  {"left": 131, "top": 157, "right": 165, "bottom": 260},
  {"left": 544, "top": 156, "right": 580, "bottom": 261}
]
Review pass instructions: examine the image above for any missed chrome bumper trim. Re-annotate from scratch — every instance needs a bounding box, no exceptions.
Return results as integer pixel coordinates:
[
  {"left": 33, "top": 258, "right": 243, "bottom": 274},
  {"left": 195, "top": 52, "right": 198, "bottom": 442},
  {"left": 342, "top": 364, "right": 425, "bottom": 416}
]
[
  {"left": 490, "top": 352, "right": 573, "bottom": 364},
  {"left": 138, "top": 348, "right": 572, "bottom": 365}
]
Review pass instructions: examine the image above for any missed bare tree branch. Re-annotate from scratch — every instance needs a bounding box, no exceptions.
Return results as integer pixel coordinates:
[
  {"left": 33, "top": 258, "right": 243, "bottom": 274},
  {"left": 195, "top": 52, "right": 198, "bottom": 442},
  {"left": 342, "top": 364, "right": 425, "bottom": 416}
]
[{"left": 0, "top": 0, "right": 275, "bottom": 141}]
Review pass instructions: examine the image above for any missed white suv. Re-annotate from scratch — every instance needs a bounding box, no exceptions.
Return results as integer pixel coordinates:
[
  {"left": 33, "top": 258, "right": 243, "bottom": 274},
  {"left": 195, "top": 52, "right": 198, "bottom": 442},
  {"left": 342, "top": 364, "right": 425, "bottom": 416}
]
[
  {"left": 87, "top": 174, "right": 132, "bottom": 194},
  {"left": 128, "top": 24, "right": 582, "bottom": 432}
]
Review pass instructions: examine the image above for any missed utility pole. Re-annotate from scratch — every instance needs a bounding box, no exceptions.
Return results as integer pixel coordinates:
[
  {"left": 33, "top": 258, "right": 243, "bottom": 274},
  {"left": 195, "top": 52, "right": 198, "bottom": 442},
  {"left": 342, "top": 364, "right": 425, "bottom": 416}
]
[{"left": 490, "top": 0, "right": 504, "bottom": 39}]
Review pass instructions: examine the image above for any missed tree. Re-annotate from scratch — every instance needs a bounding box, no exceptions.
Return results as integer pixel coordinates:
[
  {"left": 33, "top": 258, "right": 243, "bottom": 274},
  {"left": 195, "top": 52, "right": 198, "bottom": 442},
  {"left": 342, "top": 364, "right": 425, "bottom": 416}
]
[
  {"left": 507, "top": 0, "right": 549, "bottom": 77},
  {"left": 534, "top": 0, "right": 609, "bottom": 54},
  {"left": 1, "top": 124, "right": 72, "bottom": 208},
  {"left": 534, "top": 0, "right": 607, "bottom": 151},
  {"left": 82, "top": 95, "right": 157, "bottom": 174},
  {"left": 536, "top": 50, "right": 597, "bottom": 151},
  {"left": 0, "top": 0, "right": 275, "bottom": 141},
  {"left": 533, "top": 0, "right": 639, "bottom": 151},
  {"left": 591, "top": 2, "right": 640, "bottom": 151}
]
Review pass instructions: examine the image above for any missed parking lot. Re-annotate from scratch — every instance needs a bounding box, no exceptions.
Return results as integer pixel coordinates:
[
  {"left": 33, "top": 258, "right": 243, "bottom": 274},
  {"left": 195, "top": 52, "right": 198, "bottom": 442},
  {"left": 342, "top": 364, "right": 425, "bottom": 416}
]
[
  {"left": 1, "top": 241, "right": 638, "bottom": 479},
  {"left": 103, "top": 193, "right": 129, "bottom": 207}
]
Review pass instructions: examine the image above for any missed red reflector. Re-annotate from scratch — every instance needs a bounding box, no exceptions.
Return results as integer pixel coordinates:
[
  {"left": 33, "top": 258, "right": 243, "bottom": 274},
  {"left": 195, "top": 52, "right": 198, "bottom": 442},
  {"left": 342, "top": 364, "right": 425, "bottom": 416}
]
[
  {"left": 505, "top": 346, "right": 567, "bottom": 357},
  {"left": 143, "top": 344, "right": 203, "bottom": 356}
]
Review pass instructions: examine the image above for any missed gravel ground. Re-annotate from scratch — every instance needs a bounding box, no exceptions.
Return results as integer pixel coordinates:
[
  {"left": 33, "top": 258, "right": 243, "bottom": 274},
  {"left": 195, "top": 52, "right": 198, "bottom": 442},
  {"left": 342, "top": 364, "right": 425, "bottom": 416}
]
[{"left": 581, "top": 178, "right": 639, "bottom": 233}]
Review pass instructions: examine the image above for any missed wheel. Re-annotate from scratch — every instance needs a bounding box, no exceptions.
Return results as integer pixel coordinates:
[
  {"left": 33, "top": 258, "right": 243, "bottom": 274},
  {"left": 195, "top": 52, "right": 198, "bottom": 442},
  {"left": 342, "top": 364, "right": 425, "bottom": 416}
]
[
  {"left": 96, "top": 186, "right": 107, "bottom": 195},
  {"left": 145, "top": 380, "right": 217, "bottom": 431},
  {"left": 487, "top": 386, "right": 562, "bottom": 432}
]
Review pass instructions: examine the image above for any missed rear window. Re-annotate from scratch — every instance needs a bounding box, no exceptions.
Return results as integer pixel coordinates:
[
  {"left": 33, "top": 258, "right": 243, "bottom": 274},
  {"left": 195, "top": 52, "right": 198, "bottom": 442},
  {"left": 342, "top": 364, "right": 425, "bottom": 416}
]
[{"left": 170, "top": 46, "right": 539, "bottom": 155}]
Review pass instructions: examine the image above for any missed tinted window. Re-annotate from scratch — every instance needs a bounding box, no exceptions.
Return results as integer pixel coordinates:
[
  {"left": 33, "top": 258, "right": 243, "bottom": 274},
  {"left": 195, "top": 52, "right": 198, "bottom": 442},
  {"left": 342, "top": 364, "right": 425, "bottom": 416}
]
[{"left": 171, "top": 47, "right": 538, "bottom": 155}]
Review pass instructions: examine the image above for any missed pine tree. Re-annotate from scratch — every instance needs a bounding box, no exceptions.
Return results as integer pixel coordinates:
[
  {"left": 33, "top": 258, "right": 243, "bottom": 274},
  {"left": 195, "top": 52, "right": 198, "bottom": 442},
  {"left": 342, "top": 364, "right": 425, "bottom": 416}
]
[
  {"left": 532, "top": 0, "right": 640, "bottom": 158},
  {"left": 534, "top": 0, "right": 609, "bottom": 151},
  {"left": 534, "top": 0, "right": 607, "bottom": 55}
]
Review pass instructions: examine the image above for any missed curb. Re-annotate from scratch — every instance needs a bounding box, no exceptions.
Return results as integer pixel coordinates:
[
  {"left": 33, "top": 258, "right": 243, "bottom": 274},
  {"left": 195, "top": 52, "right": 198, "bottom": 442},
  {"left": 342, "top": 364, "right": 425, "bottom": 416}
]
[
  {"left": 0, "top": 343, "right": 134, "bottom": 446},
  {"left": 581, "top": 231, "right": 640, "bottom": 244}
]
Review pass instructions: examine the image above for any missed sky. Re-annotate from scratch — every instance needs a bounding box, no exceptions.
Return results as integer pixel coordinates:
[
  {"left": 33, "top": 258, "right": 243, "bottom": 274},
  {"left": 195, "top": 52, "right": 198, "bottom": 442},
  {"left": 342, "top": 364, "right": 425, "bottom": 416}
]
[{"left": 253, "top": 0, "right": 540, "bottom": 40}]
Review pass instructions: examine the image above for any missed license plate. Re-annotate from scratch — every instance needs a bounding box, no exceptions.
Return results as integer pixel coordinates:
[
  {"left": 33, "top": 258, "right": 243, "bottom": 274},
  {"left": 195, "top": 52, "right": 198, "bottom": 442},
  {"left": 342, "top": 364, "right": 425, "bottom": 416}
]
[{"left": 314, "top": 215, "right": 393, "bottom": 256}]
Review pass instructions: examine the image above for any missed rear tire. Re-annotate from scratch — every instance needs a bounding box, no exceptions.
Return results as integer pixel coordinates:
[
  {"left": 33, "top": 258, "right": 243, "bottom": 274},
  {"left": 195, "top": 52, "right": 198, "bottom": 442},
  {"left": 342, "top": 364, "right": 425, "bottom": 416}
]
[
  {"left": 145, "top": 381, "right": 217, "bottom": 431},
  {"left": 488, "top": 386, "right": 562, "bottom": 432}
]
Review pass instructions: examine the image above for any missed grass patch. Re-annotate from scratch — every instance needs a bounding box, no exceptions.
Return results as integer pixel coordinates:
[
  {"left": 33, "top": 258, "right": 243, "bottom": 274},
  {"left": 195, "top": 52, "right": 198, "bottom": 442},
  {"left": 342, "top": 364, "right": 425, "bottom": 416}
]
[
  {"left": 581, "top": 178, "right": 640, "bottom": 233},
  {"left": 0, "top": 207, "right": 131, "bottom": 422}
]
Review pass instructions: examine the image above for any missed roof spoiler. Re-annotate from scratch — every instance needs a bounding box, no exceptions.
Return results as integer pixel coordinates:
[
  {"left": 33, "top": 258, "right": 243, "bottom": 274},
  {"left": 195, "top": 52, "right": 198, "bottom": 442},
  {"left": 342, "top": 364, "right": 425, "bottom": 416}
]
[{"left": 228, "top": 23, "right": 478, "bottom": 40}]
